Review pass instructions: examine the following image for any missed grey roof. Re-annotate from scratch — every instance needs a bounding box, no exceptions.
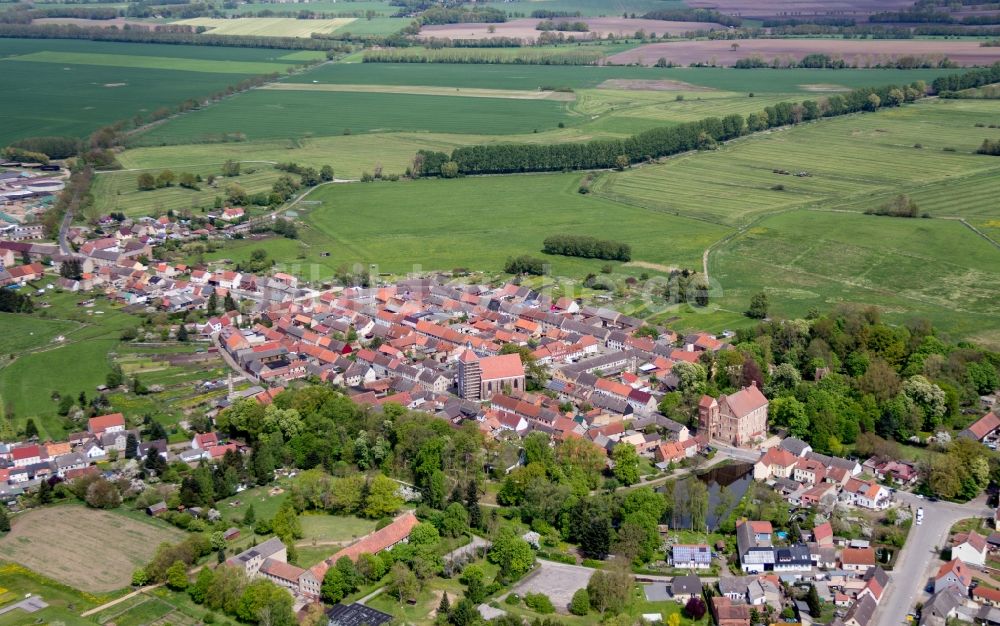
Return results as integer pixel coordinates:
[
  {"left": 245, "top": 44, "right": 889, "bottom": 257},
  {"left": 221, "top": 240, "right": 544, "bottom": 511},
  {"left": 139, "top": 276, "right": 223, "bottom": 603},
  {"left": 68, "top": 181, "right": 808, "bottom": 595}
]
[
  {"left": 232, "top": 537, "right": 285, "bottom": 564},
  {"left": 672, "top": 575, "right": 702, "bottom": 596},
  {"left": 780, "top": 437, "right": 811, "bottom": 456},
  {"left": 844, "top": 594, "right": 878, "bottom": 626}
]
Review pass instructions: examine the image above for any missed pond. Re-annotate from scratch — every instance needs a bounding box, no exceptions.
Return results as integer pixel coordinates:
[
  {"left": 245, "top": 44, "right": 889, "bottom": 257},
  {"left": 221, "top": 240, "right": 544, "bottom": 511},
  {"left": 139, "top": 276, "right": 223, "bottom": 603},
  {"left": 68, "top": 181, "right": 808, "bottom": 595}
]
[{"left": 657, "top": 462, "right": 754, "bottom": 530}]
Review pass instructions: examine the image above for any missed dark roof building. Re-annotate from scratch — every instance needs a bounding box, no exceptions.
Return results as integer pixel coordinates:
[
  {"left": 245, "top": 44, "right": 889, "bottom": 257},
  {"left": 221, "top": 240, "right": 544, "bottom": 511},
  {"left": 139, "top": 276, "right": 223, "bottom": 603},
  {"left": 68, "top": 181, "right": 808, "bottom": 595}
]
[{"left": 327, "top": 603, "right": 393, "bottom": 626}]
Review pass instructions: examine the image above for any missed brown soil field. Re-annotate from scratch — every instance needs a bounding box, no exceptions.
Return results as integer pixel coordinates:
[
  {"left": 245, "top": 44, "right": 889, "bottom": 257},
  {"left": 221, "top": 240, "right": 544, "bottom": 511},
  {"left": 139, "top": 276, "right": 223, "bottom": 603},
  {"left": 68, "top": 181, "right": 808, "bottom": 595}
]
[
  {"left": 32, "top": 17, "right": 152, "bottom": 28},
  {"left": 420, "top": 17, "right": 723, "bottom": 41},
  {"left": 0, "top": 506, "right": 183, "bottom": 593},
  {"left": 597, "top": 78, "right": 716, "bottom": 91},
  {"left": 684, "top": 0, "right": 914, "bottom": 20},
  {"left": 606, "top": 39, "right": 1000, "bottom": 67}
]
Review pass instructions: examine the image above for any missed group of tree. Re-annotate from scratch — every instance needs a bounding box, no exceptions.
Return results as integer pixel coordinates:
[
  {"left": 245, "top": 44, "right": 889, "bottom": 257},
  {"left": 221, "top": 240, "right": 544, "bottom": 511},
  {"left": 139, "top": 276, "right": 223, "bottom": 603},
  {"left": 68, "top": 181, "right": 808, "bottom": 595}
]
[
  {"left": 418, "top": 6, "right": 506, "bottom": 24},
  {"left": 865, "top": 194, "right": 923, "bottom": 217},
  {"left": 535, "top": 20, "right": 588, "bottom": 31},
  {"left": 137, "top": 170, "right": 201, "bottom": 191},
  {"left": 542, "top": 235, "right": 631, "bottom": 261},
  {"left": 1, "top": 145, "right": 49, "bottom": 165},
  {"left": 0, "top": 288, "right": 34, "bottom": 313},
  {"left": 186, "top": 562, "right": 295, "bottom": 626},
  {"left": 445, "top": 79, "right": 928, "bottom": 175},
  {"left": 977, "top": 138, "right": 1000, "bottom": 156},
  {"left": 503, "top": 255, "right": 546, "bottom": 276},
  {"left": 642, "top": 7, "right": 742, "bottom": 26}
]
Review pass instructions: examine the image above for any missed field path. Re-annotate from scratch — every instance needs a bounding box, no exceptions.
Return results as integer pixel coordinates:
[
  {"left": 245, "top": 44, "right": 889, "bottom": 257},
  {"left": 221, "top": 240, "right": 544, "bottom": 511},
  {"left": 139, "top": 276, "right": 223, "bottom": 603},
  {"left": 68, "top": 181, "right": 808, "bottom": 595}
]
[{"left": 79, "top": 583, "right": 162, "bottom": 617}]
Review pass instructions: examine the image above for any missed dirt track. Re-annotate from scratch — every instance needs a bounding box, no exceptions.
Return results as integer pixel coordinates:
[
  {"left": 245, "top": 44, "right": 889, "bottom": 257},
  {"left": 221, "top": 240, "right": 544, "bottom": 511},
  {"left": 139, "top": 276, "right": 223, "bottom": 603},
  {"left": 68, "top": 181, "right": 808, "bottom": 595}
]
[
  {"left": 606, "top": 38, "right": 1000, "bottom": 67},
  {"left": 420, "top": 17, "right": 723, "bottom": 41}
]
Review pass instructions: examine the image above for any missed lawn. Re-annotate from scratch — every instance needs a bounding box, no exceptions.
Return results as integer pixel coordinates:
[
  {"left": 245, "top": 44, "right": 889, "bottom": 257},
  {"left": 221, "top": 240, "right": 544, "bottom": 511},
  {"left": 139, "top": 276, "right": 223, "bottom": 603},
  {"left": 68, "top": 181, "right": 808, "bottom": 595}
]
[
  {"left": 216, "top": 483, "right": 291, "bottom": 525},
  {"left": 0, "top": 38, "right": 307, "bottom": 146},
  {"left": 133, "top": 89, "right": 574, "bottom": 143},
  {"left": 0, "top": 505, "right": 183, "bottom": 593},
  {"left": 300, "top": 514, "right": 377, "bottom": 542},
  {"left": 295, "top": 173, "right": 728, "bottom": 277}
]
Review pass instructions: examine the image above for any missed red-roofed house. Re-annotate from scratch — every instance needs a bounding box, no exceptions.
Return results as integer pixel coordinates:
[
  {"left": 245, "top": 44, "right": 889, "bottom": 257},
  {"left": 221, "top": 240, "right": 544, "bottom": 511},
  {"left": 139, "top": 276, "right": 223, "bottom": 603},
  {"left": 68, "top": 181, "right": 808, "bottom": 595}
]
[
  {"left": 841, "top": 547, "right": 876, "bottom": 573},
  {"left": 961, "top": 411, "right": 1000, "bottom": 443},
  {"left": 88, "top": 412, "right": 125, "bottom": 436},
  {"left": 935, "top": 558, "right": 971, "bottom": 595},
  {"left": 753, "top": 447, "right": 798, "bottom": 481},
  {"left": 12, "top": 444, "right": 41, "bottom": 468},
  {"left": 192, "top": 432, "right": 219, "bottom": 450},
  {"left": 813, "top": 522, "right": 834, "bottom": 546},
  {"left": 974, "top": 585, "right": 1000, "bottom": 608}
]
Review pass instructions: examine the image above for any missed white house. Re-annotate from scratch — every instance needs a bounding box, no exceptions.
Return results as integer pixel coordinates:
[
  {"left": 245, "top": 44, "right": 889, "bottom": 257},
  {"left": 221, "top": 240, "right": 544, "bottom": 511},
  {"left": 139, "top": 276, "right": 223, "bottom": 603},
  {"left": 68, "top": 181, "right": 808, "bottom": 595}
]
[{"left": 952, "top": 531, "right": 988, "bottom": 567}]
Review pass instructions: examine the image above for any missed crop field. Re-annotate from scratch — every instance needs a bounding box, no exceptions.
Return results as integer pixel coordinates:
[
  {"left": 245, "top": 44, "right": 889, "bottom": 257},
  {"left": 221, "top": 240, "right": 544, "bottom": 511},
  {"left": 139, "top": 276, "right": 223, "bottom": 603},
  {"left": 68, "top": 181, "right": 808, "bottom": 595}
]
[
  {"left": 594, "top": 99, "right": 1000, "bottom": 226},
  {"left": 91, "top": 162, "right": 287, "bottom": 218},
  {"left": 0, "top": 39, "right": 305, "bottom": 145},
  {"left": 297, "top": 173, "right": 728, "bottom": 276},
  {"left": 476, "top": 0, "right": 686, "bottom": 16},
  {"left": 173, "top": 16, "right": 355, "bottom": 37},
  {"left": 0, "top": 562, "right": 98, "bottom": 626},
  {"left": 709, "top": 211, "right": 1000, "bottom": 345},
  {"left": 608, "top": 38, "right": 1000, "bottom": 67},
  {"left": 93, "top": 588, "right": 241, "bottom": 626},
  {"left": 0, "top": 505, "right": 183, "bottom": 593},
  {"left": 291, "top": 62, "right": 954, "bottom": 93},
  {"left": 420, "top": 17, "right": 723, "bottom": 41},
  {"left": 260, "top": 82, "right": 577, "bottom": 100},
  {"left": 222, "top": 0, "right": 397, "bottom": 14},
  {"left": 133, "top": 89, "right": 574, "bottom": 143}
]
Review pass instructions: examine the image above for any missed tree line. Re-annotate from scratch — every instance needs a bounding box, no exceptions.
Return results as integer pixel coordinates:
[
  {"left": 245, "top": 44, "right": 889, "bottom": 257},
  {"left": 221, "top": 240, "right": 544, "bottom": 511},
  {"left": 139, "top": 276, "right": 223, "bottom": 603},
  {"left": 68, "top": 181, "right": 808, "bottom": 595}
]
[
  {"left": 933, "top": 62, "right": 1000, "bottom": 93},
  {"left": 865, "top": 194, "right": 925, "bottom": 217},
  {"left": 977, "top": 138, "right": 1000, "bottom": 155},
  {"left": 445, "top": 79, "right": 929, "bottom": 175},
  {"left": 734, "top": 53, "right": 953, "bottom": 70},
  {"left": 542, "top": 235, "right": 631, "bottom": 261},
  {"left": 362, "top": 47, "right": 602, "bottom": 65},
  {"left": 642, "top": 8, "right": 743, "bottom": 27}
]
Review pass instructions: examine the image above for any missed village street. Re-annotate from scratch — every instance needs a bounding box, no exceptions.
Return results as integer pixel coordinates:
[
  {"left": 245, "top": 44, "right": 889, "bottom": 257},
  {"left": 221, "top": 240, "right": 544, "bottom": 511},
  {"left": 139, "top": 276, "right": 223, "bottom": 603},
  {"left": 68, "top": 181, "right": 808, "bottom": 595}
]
[{"left": 877, "top": 493, "right": 992, "bottom": 626}]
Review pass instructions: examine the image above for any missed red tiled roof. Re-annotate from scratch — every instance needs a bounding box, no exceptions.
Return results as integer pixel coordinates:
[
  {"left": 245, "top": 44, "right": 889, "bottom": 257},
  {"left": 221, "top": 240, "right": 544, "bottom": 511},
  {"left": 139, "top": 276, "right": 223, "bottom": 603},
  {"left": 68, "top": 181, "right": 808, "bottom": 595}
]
[
  {"left": 723, "top": 384, "right": 768, "bottom": 418},
  {"left": 479, "top": 353, "right": 524, "bottom": 381},
  {"left": 967, "top": 412, "right": 1000, "bottom": 440},
  {"left": 11, "top": 445, "right": 40, "bottom": 461},
  {"left": 88, "top": 412, "right": 125, "bottom": 434},
  {"left": 954, "top": 530, "right": 988, "bottom": 553},
  {"left": 311, "top": 511, "right": 419, "bottom": 579},
  {"left": 261, "top": 558, "right": 305, "bottom": 583},
  {"left": 937, "top": 558, "right": 971, "bottom": 586},
  {"left": 842, "top": 547, "right": 876, "bottom": 566}
]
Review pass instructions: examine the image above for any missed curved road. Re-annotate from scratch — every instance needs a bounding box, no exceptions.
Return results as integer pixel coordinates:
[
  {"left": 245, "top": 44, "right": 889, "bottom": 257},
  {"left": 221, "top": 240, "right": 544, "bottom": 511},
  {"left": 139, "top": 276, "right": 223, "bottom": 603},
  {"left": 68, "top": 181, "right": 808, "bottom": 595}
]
[{"left": 877, "top": 492, "right": 992, "bottom": 626}]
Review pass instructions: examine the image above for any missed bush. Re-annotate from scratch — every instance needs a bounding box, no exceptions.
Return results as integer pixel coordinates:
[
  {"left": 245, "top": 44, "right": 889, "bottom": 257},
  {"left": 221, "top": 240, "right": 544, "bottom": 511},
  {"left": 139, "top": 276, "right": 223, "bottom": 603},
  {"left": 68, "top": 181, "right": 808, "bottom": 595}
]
[
  {"left": 570, "top": 588, "right": 590, "bottom": 615},
  {"left": 505, "top": 593, "right": 521, "bottom": 606},
  {"left": 524, "top": 592, "right": 555, "bottom": 614}
]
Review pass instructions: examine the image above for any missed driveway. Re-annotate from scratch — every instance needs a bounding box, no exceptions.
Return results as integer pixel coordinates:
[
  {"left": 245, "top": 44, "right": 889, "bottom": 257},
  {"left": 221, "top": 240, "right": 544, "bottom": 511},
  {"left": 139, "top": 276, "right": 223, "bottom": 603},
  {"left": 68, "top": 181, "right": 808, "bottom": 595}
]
[
  {"left": 0, "top": 596, "right": 49, "bottom": 616},
  {"left": 876, "top": 493, "right": 992, "bottom": 626},
  {"left": 506, "top": 560, "right": 596, "bottom": 611}
]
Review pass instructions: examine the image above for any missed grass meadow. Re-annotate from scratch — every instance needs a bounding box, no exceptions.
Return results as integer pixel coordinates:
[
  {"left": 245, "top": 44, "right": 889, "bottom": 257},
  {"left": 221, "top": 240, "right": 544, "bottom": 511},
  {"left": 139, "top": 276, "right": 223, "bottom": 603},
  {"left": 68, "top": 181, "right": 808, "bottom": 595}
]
[
  {"left": 295, "top": 173, "right": 727, "bottom": 276},
  {"left": 0, "top": 38, "right": 307, "bottom": 145},
  {"left": 709, "top": 210, "right": 1000, "bottom": 346},
  {"left": 593, "top": 98, "right": 1000, "bottom": 226},
  {"left": 91, "top": 162, "right": 286, "bottom": 218}
]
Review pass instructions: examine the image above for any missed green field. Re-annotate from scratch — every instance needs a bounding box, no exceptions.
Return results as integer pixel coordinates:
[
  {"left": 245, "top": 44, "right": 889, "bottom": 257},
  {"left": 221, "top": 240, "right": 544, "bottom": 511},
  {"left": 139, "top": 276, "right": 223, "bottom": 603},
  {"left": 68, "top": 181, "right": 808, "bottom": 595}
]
[
  {"left": 594, "top": 98, "right": 1000, "bottom": 227},
  {"left": 476, "top": 0, "right": 685, "bottom": 16},
  {"left": 294, "top": 173, "right": 727, "bottom": 276},
  {"left": 0, "top": 313, "right": 78, "bottom": 355},
  {"left": 0, "top": 38, "right": 306, "bottom": 145},
  {"left": 709, "top": 210, "right": 1000, "bottom": 345},
  {"left": 0, "top": 562, "right": 99, "bottom": 626},
  {"left": 173, "top": 16, "right": 355, "bottom": 37},
  {"left": 91, "top": 162, "right": 286, "bottom": 218},
  {"left": 134, "top": 89, "right": 574, "bottom": 143}
]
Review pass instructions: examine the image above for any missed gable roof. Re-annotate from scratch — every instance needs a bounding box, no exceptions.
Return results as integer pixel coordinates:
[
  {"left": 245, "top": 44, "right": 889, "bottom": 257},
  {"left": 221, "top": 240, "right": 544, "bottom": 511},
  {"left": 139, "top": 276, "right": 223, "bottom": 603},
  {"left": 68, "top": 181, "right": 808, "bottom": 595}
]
[
  {"left": 964, "top": 411, "right": 1000, "bottom": 440},
  {"left": 954, "top": 530, "right": 988, "bottom": 553},
  {"left": 936, "top": 558, "right": 971, "bottom": 586},
  {"left": 722, "top": 384, "right": 768, "bottom": 418},
  {"left": 88, "top": 412, "right": 125, "bottom": 434},
  {"left": 842, "top": 547, "right": 876, "bottom": 566},
  {"left": 479, "top": 353, "right": 524, "bottom": 381},
  {"left": 311, "top": 511, "right": 419, "bottom": 579}
]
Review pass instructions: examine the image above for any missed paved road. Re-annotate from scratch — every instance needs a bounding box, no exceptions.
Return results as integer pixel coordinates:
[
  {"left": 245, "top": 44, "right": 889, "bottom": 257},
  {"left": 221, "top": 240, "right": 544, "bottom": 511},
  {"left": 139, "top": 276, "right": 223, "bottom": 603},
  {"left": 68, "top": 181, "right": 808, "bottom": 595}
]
[
  {"left": 0, "top": 596, "right": 48, "bottom": 616},
  {"left": 876, "top": 493, "right": 992, "bottom": 626}
]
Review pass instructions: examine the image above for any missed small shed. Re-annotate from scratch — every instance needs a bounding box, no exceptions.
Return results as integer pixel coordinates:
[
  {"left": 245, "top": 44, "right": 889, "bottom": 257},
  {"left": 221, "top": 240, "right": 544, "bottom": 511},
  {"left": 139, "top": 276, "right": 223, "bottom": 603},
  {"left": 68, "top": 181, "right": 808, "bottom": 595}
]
[
  {"left": 146, "top": 501, "right": 167, "bottom": 516},
  {"left": 223, "top": 527, "right": 241, "bottom": 541}
]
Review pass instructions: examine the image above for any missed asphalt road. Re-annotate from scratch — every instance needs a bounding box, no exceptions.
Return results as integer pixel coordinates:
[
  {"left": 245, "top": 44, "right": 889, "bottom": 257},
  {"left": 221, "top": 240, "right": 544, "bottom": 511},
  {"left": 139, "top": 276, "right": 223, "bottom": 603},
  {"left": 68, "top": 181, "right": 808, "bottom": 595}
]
[{"left": 876, "top": 492, "right": 992, "bottom": 626}]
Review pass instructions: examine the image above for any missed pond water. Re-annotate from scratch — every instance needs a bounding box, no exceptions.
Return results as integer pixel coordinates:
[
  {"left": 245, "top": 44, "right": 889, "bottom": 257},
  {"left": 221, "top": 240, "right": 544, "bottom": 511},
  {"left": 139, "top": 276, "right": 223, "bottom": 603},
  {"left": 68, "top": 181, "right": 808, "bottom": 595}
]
[{"left": 657, "top": 462, "right": 754, "bottom": 530}]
